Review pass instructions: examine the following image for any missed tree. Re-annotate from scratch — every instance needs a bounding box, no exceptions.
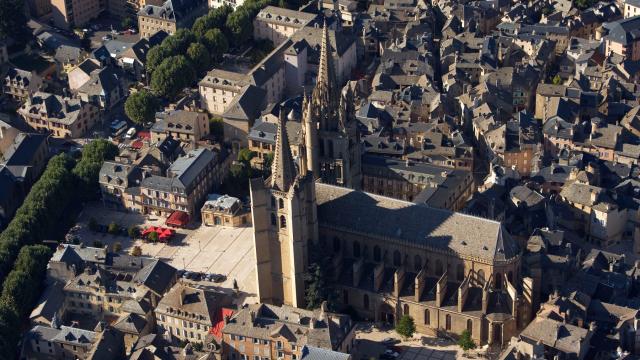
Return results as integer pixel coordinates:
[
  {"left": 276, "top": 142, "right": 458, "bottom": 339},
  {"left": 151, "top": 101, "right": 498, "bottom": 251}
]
[
  {"left": 552, "top": 74, "right": 562, "bottom": 85},
  {"left": 131, "top": 246, "right": 142, "bottom": 256},
  {"left": 128, "top": 226, "right": 140, "bottom": 239},
  {"left": 0, "top": 0, "right": 28, "bottom": 40},
  {"left": 187, "top": 42, "right": 211, "bottom": 74},
  {"left": 237, "top": 148, "right": 256, "bottom": 164},
  {"left": 202, "top": 29, "right": 229, "bottom": 62},
  {"left": 395, "top": 315, "right": 416, "bottom": 339},
  {"left": 107, "top": 222, "right": 120, "bottom": 235},
  {"left": 458, "top": 329, "right": 476, "bottom": 351},
  {"left": 225, "top": 9, "right": 253, "bottom": 44},
  {"left": 113, "top": 242, "right": 123, "bottom": 253},
  {"left": 304, "top": 241, "right": 334, "bottom": 309},
  {"left": 151, "top": 55, "right": 196, "bottom": 100},
  {"left": 146, "top": 45, "right": 171, "bottom": 74},
  {"left": 162, "top": 29, "right": 195, "bottom": 54},
  {"left": 73, "top": 140, "right": 118, "bottom": 201},
  {"left": 125, "top": 90, "right": 159, "bottom": 125},
  {"left": 121, "top": 16, "right": 135, "bottom": 29},
  {"left": 148, "top": 231, "right": 159, "bottom": 243},
  {"left": 209, "top": 116, "right": 224, "bottom": 138},
  {"left": 263, "top": 152, "right": 274, "bottom": 175}
]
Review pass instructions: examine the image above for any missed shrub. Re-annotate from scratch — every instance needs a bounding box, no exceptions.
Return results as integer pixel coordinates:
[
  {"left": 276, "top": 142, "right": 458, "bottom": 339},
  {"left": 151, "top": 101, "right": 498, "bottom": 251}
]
[
  {"left": 148, "top": 231, "right": 159, "bottom": 243},
  {"left": 458, "top": 329, "right": 476, "bottom": 351},
  {"left": 107, "top": 222, "right": 120, "bottom": 235},
  {"left": 396, "top": 315, "right": 416, "bottom": 339},
  {"left": 131, "top": 246, "right": 142, "bottom": 256},
  {"left": 113, "top": 242, "right": 122, "bottom": 253},
  {"left": 128, "top": 226, "right": 140, "bottom": 239}
]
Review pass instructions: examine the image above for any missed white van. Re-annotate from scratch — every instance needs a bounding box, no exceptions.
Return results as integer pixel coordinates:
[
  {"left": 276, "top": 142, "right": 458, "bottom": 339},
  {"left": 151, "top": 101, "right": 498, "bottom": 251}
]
[{"left": 125, "top": 127, "right": 137, "bottom": 139}]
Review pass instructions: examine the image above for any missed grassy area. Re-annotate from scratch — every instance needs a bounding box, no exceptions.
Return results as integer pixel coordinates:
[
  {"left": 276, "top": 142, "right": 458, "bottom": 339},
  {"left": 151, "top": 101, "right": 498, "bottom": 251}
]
[{"left": 11, "top": 53, "right": 54, "bottom": 73}]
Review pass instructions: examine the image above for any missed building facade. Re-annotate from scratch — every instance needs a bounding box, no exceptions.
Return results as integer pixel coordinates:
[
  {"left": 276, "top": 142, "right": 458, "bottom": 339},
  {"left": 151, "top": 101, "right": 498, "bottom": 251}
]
[{"left": 18, "top": 92, "right": 100, "bottom": 138}]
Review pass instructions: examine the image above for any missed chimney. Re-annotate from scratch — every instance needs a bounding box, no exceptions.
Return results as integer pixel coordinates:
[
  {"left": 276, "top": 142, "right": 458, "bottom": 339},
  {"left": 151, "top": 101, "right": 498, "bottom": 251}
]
[{"left": 309, "top": 317, "right": 316, "bottom": 329}]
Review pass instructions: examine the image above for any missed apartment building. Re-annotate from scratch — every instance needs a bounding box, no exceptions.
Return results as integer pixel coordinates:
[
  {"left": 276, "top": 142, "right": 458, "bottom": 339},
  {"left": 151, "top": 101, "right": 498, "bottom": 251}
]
[
  {"left": 222, "top": 303, "right": 356, "bottom": 359},
  {"left": 253, "top": 6, "right": 317, "bottom": 44},
  {"left": 138, "top": 0, "right": 207, "bottom": 38},
  {"left": 51, "top": 0, "right": 104, "bottom": 29},
  {"left": 23, "top": 325, "right": 125, "bottom": 360},
  {"left": 201, "top": 194, "right": 251, "bottom": 227},
  {"left": 625, "top": 0, "right": 640, "bottom": 18},
  {"left": 155, "top": 282, "right": 233, "bottom": 343},
  {"left": 151, "top": 110, "right": 210, "bottom": 144},
  {"left": 247, "top": 115, "right": 301, "bottom": 169},
  {"left": 139, "top": 148, "right": 222, "bottom": 219},
  {"left": 603, "top": 16, "right": 640, "bottom": 61},
  {"left": 18, "top": 92, "right": 100, "bottom": 138},
  {"left": 3, "top": 68, "right": 43, "bottom": 101}
]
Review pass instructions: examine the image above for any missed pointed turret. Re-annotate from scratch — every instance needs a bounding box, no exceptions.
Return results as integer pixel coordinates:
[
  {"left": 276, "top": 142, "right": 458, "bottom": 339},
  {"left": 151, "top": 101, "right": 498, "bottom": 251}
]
[
  {"left": 312, "top": 19, "right": 339, "bottom": 131},
  {"left": 303, "top": 93, "right": 320, "bottom": 177},
  {"left": 271, "top": 109, "right": 296, "bottom": 192}
]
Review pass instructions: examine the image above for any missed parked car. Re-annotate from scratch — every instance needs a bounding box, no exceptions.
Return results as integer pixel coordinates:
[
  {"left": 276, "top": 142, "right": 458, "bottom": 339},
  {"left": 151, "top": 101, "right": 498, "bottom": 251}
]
[
  {"left": 182, "top": 271, "right": 192, "bottom": 279},
  {"left": 381, "top": 338, "right": 400, "bottom": 345},
  {"left": 101, "top": 34, "right": 112, "bottom": 41},
  {"left": 383, "top": 350, "right": 399, "bottom": 359},
  {"left": 176, "top": 269, "right": 186, "bottom": 278}
]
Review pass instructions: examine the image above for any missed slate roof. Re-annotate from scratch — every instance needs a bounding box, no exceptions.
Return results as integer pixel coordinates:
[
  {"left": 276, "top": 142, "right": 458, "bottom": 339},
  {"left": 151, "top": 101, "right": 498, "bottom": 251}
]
[
  {"left": 603, "top": 15, "right": 640, "bottom": 46},
  {"left": 2, "top": 132, "right": 47, "bottom": 166},
  {"left": 520, "top": 318, "right": 589, "bottom": 356},
  {"left": 19, "top": 92, "right": 88, "bottom": 126},
  {"left": 133, "top": 259, "right": 176, "bottom": 295},
  {"left": 301, "top": 346, "right": 350, "bottom": 360},
  {"left": 143, "top": 148, "right": 216, "bottom": 192},
  {"left": 315, "top": 183, "right": 519, "bottom": 263}
]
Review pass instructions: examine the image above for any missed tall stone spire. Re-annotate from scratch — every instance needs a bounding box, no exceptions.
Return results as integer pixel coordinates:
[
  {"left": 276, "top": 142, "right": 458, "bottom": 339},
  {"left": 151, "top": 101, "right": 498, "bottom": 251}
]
[
  {"left": 312, "top": 19, "right": 339, "bottom": 131},
  {"left": 303, "top": 93, "right": 319, "bottom": 177},
  {"left": 271, "top": 108, "right": 296, "bottom": 192}
]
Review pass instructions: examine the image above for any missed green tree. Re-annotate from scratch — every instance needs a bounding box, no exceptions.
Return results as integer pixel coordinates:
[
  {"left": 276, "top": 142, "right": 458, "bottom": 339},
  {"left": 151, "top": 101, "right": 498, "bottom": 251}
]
[
  {"left": 162, "top": 29, "right": 195, "bottom": 54},
  {"left": 237, "top": 148, "right": 256, "bottom": 164},
  {"left": 148, "top": 231, "right": 159, "bottom": 243},
  {"left": 128, "top": 226, "right": 140, "bottom": 239},
  {"left": 73, "top": 139, "right": 118, "bottom": 201},
  {"left": 131, "top": 246, "right": 142, "bottom": 256},
  {"left": 113, "top": 242, "right": 123, "bottom": 253},
  {"left": 125, "top": 90, "right": 159, "bottom": 125},
  {"left": 395, "top": 315, "right": 416, "bottom": 339},
  {"left": 202, "top": 28, "right": 229, "bottom": 62},
  {"left": 151, "top": 55, "right": 196, "bottom": 100},
  {"left": 107, "top": 222, "right": 120, "bottom": 235},
  {"left": 121, "top": 16, "right": 135, "bottom": 29},
  {"left": 552, "top": 74, "right": 562, "bottom": 85},
  {"left": 187, "top": 42, "right": 211, "bottom": 74},
  {"left": 209, "top": 116, "right": 224, "bottom": 138},
  {"left": 225, "top": 9, "right": 253, "bottom": 44},
  {"left": 458, "top": 329, "right": 476, "bottom": 351},
  {"left": 263, "top": 152, "right": 274, "bottom": 175},
  {"left": 304, "top": 241, "right": 334, "bottom": 309},
  {"left": 146, "top": 45, "right": 171, "bottom": 74}
]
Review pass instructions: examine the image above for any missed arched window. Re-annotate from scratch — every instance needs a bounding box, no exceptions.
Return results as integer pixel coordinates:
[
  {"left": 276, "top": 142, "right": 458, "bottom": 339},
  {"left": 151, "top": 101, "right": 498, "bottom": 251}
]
[
  {"left": 270, "top": 196, "right": 276, "bottom": 208},
  {"left": 436, "top": 260, "right": 444, "bottom": 276},
  {"left": 414, "top": 255, "right": 422, "bottom": 272},
  {"left": 495, "top": 273, "right": 502, "bottom": 289},
  {"left": 278, "top": 198, "right": 284, "bottom": 209},
  {"left": 279, "top": 215, "right": 286, "bottom": 228},
  {"left": 363, "top": 294, "right": 369, "bottom": 310},
  {"left": 393, "top": 250, "right": 401, "bottom": 267},
  {"left": 214, "top": 217, "right": 221, "bottom": 225},
  {"left": 403, "top": 304, "right": 409, "bottom": 315},
  {"left": 424, "top": 259, "right": 429, "bottom": 273},
  {"left": 477, "top": 269, "right": 485, "bottom": 286},
  {"left": 333, "top": 237, "right": 341, "bottom": 253},
  {"left": 424, "top": 309, "right": 430, "bottom": 325},
  {"left": 467, "top": 319, "right": 473, "bottom": 335},
  {"left": 353, "top": 242, "right": 361, "bottom": 258},
  {"left": 270, "top": 213, "right": 277, "bottom": 226},
  {"left": 373, "top": 246, "right": 381, "bottom": 262},
  {"left": 457, "top": 264, "right": 465, "bottom": 281},
  {"left": 343, "top": 290, "right": 349, "bottom": 305},
  {"left": 445, "top": 314, "right": 451, "bottom": 330}
]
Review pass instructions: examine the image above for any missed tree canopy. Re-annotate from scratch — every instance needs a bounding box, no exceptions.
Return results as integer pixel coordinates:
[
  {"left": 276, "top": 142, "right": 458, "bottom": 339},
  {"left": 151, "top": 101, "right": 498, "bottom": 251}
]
[
  {"left": 151, "top": 55, "right": 196, "bottom": 100},
  {"left": 125, "top": 90, "right": 159, "bottom": 125},
  {"left": 0, "top": 0, "right": 28, "bottom": 40},
  {"left": 187, "top": 42, "right": 211, "bottom": 74},
  {"left": 458, "top": 329, "right": 476, "bottom": 351},
  {"left": 396, "top": 315, "right": 416, "bottom": 339}
]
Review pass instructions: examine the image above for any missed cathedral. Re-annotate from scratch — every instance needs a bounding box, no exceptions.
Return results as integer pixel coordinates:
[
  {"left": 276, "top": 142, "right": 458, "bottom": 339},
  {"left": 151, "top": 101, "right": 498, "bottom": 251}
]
[{"left": 249, "top": 22, "right": 532, "bottom": 346}]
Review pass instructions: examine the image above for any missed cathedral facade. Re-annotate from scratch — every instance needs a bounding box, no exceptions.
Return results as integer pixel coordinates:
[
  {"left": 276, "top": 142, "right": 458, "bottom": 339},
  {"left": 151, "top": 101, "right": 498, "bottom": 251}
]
[{"left": 250, "top": 22, "right": 531, "bottom": 346}]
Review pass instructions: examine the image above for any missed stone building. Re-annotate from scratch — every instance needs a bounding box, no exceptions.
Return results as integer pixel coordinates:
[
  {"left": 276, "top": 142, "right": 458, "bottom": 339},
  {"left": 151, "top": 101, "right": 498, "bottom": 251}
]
[
  {"left": 3, "top": 68, "right": 43, "bottom": 101},
  {"left": 201, "top": 194, "right": 251, "bottom": 227},
  {"left": 251, "top": 90, "right": 530, "bottom": 348},
  {"left": 138, "top": 0, "right": 207, "bottom": 38},
  {"left": 151, "top": 110, "right": 210, "bottom": 145},
  {"left": 18, "top": 92, "right": 99, "bottom": 138},
  {"left": 253, "top": 6, "right": 317, "bottom": 45}
]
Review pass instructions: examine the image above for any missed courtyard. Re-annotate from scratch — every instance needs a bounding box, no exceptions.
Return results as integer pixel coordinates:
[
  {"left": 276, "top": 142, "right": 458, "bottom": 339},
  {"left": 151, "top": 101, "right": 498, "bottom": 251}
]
[{"left": 74, "top": 203, "right": 257, "bottom": 304}]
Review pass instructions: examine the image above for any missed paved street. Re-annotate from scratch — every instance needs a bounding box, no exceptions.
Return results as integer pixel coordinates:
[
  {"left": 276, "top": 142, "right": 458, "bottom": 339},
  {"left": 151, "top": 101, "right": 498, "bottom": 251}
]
[{"left": 398, "top": 347, "right": 457, "bottom": 360}]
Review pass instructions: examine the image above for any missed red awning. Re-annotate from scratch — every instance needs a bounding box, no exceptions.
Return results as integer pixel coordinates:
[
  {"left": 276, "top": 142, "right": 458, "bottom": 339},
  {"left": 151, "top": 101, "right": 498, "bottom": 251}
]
[
  {"left": 131, "top": 140, "right": 143, "bottom": 149},
  {"left": 166, "top": 211, "right": 189, "bottom": 227},
  {"left": 210, "top": 308, "right": 234, "bottom": 338},
  {"left": 137, "top": 131, "right": 150, "bottom": 139},
  {"left": 141, "top": 226, "right": 157, "bottom": 236}
]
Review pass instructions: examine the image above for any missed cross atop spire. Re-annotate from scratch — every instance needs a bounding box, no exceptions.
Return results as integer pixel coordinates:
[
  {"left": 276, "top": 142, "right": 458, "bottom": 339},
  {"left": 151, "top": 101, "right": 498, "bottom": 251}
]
[
  {"left": 271, "top": 108, "right": 296, "bottom": 192},
  {"left": 311, "top": 19, "right": 339, "bottom": 132}
]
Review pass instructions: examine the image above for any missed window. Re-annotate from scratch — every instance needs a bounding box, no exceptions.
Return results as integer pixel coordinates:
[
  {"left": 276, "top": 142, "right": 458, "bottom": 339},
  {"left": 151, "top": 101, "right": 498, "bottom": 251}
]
[
  {"left": 393, "top": 250, "right": 401, "bottom": 267},
  {"left": 271, "top": 213, "right": 277, "bottom": 226},
  {"left": 424, "top": 309, "right": 430, "bottom": 325},
  {"left": 363, "top": 294, "right": 369, "bottom": 310},
  {"left": 414, "top": 255, "right": 422, "bottom": 272},
  {"left": 495, "top": 273, "right": 502, "bottom": 289},
  {"left": 467, "top": 319, "right": 473, "bottom": 335},
  {"left": 445, "top": 314, "right": 451, "bottom": 330},
  {"left": 457, "top": 264, "right": 465, "bottom": 281},
  {"left": 436, "top": 260, "right": 444, "bottom": 276},
  {"left": 403, "top": 304, "right": 409, "bottom": 315},
  {"left": 373, "top": 246, "right": 381, "bottom": 262},
  {"left": 279, "top": 215, "right": 286, "bottom": 228},
  {"left": 353, "top": 241, "right": 360, "bottom": 258},
  {"left": 271, "top": 196, "right": 276, "bottom": 208},
  {"left": 278, "top": 198, "right": 284, "bottom": 209},
  {"left": 477, "top": 269, "right": 485, "bottom": 286}
]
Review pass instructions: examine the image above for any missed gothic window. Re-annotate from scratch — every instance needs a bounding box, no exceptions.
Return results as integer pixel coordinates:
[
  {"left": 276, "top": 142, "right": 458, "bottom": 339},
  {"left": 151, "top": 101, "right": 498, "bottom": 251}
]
[
  {"left": 353, "top": 241, "right": 360, "bottom": 258},
  {"left": 495, "top": 273, "right": 502, "bottom": 289},
  {"left": 363, "top": 294, "right": 369, "bottom": 310},
  {"left": 271, "top": 196, "right": 276, "bottom": 208},
  {"left": 278, "top": 198, "right": 284, "bottom": 209},
  {"left": 445, "top": 314, "right": 451, "bottom": 331},
  {"left": 436, "top": 260, "right": 444, "bottom": 276},
  {"left": 279, "top": 215, "right": 286, "bottom": 229},
  {"left": 373, "top": 246, "right": 381, "bottom": 262},
  {"left": 393, "top": 250, "right": 401, "bottom": 267},
  {"left": 457, "top": 264, "right": 465, "bottom": 281},
  {"left": 477, "top": 269, "right": 485, "bottom": 286},
  {"left": 270, "top": 213, "right": 277, "bottom": 226},
  {"left": 403, "top": 304, "right": 409, "bottom": 316},
  {"left": 424, "top": 309, "right": 430, "bottom": 325},
  {"left": 333, "top": 237, "right": 341, "bottom": 253},
  {"left": 414, "top": 255, "right": 422, "bottom": 272},
  {"left": 328, "top": 140, "right": 334, "bottom": 158},
  {"left": 467, "top": 319, "right": 473, "bottom": 335}
]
